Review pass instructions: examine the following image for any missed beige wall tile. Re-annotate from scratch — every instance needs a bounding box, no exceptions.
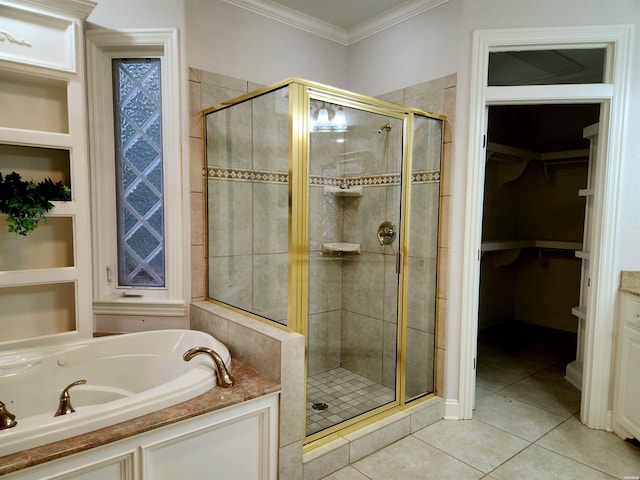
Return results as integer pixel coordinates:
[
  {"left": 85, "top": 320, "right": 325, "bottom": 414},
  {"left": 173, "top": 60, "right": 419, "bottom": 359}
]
[
  {"left": 189, "top": 136, "right": 205, "bottom": 194},
  {"left": 341, "top": 311, "right": 384, "bottom": 382},
  {"left": 382, "top": 320, "right": 397, "bottom": 389},
  {"left": 191, "top": 245, "right": 205, "bottom": 300},
  {"left": 303, "top": 437, "right": 350, "bottom": 480},
  {"left": 189, "top": 80, "right": 202, "bottom": 139},
  {"left": 437, "top": 247, "right": 449, "bottom": 300},
  {"left": 441, "top": 142, "right": 452, "bottom": 196},
  {"left": 308, "top": 310, "right": 341, "bottom": 375},
  {"left": 439, "top": 195, "right": 451, "bottom": 249},
  {"left": 190, "top": 191, "right": 204, "bottom": 247},
  {"left": 436, "top": 298, "right": 447, "bottom": 350},
  {"left": 207, "top": 179, "right": 252, "bottom": 255},
  {"left": 344, "top": 411, "right": 410, "bottom": 463},
  {"left": 253, "top": 252, "right": 288, "bottom": 322},
  {"left": 200, "top": 70, "right": 248, "bottom": 93}
]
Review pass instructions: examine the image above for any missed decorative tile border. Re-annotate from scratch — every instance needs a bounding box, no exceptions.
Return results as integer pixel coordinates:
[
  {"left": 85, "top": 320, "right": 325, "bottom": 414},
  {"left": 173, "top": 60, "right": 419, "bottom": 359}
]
[
  {"left": 206, "top": 167, "right": 440, "bottom": 185},
  {"left": 206, "top": 167, "right": 288, "bottom": 183}
]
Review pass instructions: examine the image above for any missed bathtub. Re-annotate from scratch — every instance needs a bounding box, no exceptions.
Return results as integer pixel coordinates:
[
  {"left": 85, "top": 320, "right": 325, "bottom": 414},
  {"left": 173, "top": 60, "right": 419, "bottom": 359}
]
[{"left": 0, "top": 329, "right": 230, "bottom": 458}]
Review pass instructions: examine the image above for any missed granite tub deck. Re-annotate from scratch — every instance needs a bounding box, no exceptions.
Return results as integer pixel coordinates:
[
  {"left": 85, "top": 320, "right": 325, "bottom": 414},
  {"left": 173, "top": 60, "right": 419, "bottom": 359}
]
[{"left": 0, "top": 361, "right": 279, "bottom": 476}]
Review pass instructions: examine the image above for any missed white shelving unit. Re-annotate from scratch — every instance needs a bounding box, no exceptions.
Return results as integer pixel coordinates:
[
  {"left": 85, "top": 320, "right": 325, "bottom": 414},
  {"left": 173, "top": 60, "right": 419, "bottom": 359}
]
[
  {"left": 566, "top": 123, "right": 599, "bottom": 391},
  {"left": 0, "top": 0, "right": 95, "bottom": 348}
]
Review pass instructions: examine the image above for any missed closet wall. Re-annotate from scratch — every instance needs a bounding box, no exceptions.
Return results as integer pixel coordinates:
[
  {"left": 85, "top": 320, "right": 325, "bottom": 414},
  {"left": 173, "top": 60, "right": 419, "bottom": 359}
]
[{"left": 479, "top": 104, "right": 600, "bottom": 333}]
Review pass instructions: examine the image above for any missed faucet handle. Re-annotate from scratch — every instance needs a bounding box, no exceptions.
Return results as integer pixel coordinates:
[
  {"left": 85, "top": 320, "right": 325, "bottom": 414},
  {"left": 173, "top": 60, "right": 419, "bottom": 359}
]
[
  {"left": 55, "top": 380, "right": 86, "bottom": 417},
  {"left": 0, "top": 401, "right": 17, "bottom": 430}
]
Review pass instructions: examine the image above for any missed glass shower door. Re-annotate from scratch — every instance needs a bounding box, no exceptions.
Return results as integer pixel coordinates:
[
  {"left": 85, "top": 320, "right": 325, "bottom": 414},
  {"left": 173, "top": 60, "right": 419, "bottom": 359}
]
[{"left": 306, "top": 99, "right": 404, "bottom": 438}]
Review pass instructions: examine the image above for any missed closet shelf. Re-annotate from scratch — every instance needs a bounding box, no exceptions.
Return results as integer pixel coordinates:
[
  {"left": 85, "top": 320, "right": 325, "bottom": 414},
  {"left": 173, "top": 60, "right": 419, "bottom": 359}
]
[
  {"left": 578, "top": 188, "right": 595, "bottom": 197},
  {"left": 571, "top": 305, "right": 586, "bottom": 320},
  {"left": 481, "top": 239, "right": 582, "bottom": 252},
  {"left": 486, "top": 142, "right": 589, "bottom": 186},
  {"left": 481, "top": 239, "right": 583, "bottom": 268},
  {"left": 575, "top": 250, "right": 590, "bottom": 260}
]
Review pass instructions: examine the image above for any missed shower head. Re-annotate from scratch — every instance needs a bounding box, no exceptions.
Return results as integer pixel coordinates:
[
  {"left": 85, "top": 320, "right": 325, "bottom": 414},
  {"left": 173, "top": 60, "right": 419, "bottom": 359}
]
[{"left": 378, "top": 123, "right": 392, "bottom": 134}]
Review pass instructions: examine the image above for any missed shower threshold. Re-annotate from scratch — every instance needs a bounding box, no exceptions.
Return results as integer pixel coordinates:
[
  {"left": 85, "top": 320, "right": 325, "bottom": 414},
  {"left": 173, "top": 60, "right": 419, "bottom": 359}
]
[{"left": 306, "top": 367, "right": 394, "bottom": 437}]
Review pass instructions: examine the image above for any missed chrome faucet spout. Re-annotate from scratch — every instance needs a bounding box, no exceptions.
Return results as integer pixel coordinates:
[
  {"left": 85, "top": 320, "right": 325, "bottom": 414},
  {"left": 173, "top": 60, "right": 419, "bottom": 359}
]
[
  {"left": 0, "top": 401, "right": 17, "bottom": 430},
  {"left": 183, "top": 347, "right": 235, "bottom": 388}
]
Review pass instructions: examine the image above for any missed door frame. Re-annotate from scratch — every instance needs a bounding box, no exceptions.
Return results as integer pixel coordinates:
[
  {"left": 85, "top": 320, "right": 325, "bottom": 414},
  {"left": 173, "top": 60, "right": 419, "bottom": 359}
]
[{"left": 459, "top": 25, "right": 633, "bottom": 429}]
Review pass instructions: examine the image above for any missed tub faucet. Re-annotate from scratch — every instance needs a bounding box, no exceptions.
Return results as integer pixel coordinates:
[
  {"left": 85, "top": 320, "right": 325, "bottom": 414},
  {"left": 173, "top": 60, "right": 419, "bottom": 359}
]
[
  {"left": 183, "top": 347, "right": 235, "bottom": 388},
  {"left": 55, "top": 380, "right": 86, "bottom": 417},
  {"left": 0, "top": 401, "right": 17, "bottom": 430}
]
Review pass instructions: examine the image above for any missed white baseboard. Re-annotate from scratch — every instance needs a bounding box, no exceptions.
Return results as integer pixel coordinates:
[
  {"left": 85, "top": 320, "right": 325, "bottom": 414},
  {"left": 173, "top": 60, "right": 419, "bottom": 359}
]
[
  {"left": 443, "top": 399, "right": 460, "bottom": 420},
  {"left": 565, "top": 360, "right": 582, "bottom": 391}
]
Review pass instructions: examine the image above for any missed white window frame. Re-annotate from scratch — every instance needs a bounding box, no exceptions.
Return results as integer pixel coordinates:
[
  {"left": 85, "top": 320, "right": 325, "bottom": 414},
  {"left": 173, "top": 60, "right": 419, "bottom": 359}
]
[{"left": 86, "top": 28, "right": 184, "bottom": 316}]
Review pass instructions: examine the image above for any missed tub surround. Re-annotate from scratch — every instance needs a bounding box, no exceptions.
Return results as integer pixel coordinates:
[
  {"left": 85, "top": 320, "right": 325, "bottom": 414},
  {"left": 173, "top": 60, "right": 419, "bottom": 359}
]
[
  {"left": 620, "top": 271, "right": 640, "bottom": 296},
  {"left": 190, "top": 300, "right": 306, "bottom": 480},
  {"left": 0, "top": 361, "right": 278, "bottom": 476}
]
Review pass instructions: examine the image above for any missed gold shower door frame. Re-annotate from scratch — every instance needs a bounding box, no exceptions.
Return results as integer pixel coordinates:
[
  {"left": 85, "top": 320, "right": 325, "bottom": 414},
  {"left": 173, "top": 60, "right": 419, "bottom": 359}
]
[{"left": 203, "top": 78, "right": 446, "bottom": 447}]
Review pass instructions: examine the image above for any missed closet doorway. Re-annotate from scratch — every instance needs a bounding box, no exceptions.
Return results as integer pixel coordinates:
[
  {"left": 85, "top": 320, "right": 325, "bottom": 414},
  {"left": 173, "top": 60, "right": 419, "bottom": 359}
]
[{"left": 475, "top": 104, "right": 600, "bottom": 419}]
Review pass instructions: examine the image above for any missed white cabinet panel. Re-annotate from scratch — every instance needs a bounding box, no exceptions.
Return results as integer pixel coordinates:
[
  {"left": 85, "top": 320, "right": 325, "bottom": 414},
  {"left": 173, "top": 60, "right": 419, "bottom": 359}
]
[
  {"left": 0, "top": 3, "right": 76, "bottom": 72},
  {"left": 614, "top": 293, "right": 640, "bottom": 440},
  {"left": 143, "top": 410, "right": 267, "bottom": 479},
  {"left": 3, "top": 452, "right": 135, "bottom": 480},
  {"left": 3, "top": 394, "right": 278, "bottom": 480}
]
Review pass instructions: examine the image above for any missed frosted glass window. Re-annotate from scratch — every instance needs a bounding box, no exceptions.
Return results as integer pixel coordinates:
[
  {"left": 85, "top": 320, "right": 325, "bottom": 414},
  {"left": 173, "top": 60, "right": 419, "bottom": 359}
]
[
  {"left": 488, "top": 49, "right": 606, "bottom": 86},
  {"left": 113, "top": 59, "right": 165, "bottom": 287}
]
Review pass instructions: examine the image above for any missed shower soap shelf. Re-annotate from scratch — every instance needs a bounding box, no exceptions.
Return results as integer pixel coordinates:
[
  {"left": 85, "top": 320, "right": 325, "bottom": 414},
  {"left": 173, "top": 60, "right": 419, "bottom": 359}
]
[
  {"left": 322, "top": 242, "right": 361, "bottom": 255},
  {"left": 324, "top": 186, "right": 363, "bottom": 196}
]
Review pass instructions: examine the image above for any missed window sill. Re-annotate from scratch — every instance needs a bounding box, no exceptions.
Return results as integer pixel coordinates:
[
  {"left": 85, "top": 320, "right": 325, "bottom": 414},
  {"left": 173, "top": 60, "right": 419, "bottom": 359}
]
[{"left": 92, "top": 298, "right": 186, "bottom": 317}]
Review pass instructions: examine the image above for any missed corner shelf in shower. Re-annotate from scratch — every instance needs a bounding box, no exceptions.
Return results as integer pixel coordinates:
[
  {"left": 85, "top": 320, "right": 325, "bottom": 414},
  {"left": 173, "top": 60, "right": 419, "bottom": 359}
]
[
  {"left": 322, "top": 242, "right": 361, "bottom": 255},
  {"left": 323, "top": 185, "right": 363, "bottom": 196}
]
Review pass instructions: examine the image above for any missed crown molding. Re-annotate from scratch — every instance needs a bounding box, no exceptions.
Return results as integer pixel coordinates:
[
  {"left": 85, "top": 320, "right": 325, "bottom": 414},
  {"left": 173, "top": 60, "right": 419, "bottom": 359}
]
[
  {"left": 221, "top": 0, "right": 349, "bottom": 45},
  {"left": 349, "top": 0, "right": 450, "bottom": 44},
  {"left": 3, "top": 0, "right": 97, "bottom": 19},
  {"left": 221, "top": 0, "right": 450, "bottom": 46}
]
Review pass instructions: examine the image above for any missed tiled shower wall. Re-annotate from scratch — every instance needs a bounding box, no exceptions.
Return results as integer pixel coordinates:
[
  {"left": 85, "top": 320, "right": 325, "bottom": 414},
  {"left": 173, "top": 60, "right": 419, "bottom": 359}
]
[
  {"left": 189, "top": 70, "right": 455, "bottom": 397},
  {"left": 307, "top": 109, "right": 445, "bottom": 400},
  {"left": 394, "top": 74, "right": 456, "bottom": 397},
  {"left": 205, "top": 86, "right": 290, "bottom": 324}
]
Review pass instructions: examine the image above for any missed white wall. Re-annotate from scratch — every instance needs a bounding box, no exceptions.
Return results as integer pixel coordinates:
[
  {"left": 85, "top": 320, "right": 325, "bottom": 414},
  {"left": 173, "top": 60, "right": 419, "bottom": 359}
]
[
  {"left": 185, "top": 0, "right": 348, "bottom": 88},
  {"left": 87, "top": 0, "right": 192, "bottom": 329},
  {"left": 88, "top": 0, "right": 184, "bottom": 30},
  {"left": 349, "top": 0, "right": 640, "bottom": 403},
  {"left": 347, "top": 0, "right": 463, "bottom": 96},
  {"left": 85, "top": 0, "right": 640, "bottom": 406}
]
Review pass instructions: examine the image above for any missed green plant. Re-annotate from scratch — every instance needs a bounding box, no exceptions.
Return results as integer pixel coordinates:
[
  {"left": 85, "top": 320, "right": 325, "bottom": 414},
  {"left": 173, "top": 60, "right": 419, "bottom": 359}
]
[{"left": 0, "top": 172, "right": 71, "bottom": 236}]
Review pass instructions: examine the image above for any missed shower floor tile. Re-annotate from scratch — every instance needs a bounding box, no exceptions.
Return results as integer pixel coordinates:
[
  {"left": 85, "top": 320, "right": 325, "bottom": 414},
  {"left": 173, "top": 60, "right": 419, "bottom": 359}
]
[{"left": 306, "top": 367, "right": 395, "bottom": 436}]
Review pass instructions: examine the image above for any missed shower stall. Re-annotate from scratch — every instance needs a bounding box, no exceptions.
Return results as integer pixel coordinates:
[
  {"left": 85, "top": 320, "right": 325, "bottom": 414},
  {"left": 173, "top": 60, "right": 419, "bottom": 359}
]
[{"left": 203, "top": 78, "right": 445, "bottom": 443}]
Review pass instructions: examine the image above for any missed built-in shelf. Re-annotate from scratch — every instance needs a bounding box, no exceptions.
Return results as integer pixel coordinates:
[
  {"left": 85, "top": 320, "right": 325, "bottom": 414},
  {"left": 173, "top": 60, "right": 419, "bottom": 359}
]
[
  {"left": 322, "top": 242, "right": 361, "bottom": 255},
  {"left": 481, "top": 239, "right": 583, "bottom": 252},
  {"left": 571, "top": 305, "right": 586, "bottom": 319},
  {"left": 323, "top": 185, "right": 363, "bottom": 197},
  {"left": 481, "top": 239, "right": 583, "bottom": 268},
  {"left": 578, "top": 188, "right": 595, "bottom": 197},
  {"left": 486, "top": 142, "right": 589, "bottom": 186},
  {"left": 575, "top": 250, "right": 590, "bottom": 260}
]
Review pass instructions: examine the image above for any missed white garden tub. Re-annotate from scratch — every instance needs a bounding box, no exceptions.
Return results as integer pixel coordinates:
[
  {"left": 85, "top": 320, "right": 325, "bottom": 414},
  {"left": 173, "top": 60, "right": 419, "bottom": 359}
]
[{"left": 0, "top": 329, "right": 230, "bottom": 458}]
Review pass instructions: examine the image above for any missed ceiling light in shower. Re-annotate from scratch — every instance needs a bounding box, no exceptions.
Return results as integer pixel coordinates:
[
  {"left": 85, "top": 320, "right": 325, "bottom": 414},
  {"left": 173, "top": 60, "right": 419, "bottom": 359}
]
[{"left": 310, "top": 101, "right": 348, "bottom": 133}]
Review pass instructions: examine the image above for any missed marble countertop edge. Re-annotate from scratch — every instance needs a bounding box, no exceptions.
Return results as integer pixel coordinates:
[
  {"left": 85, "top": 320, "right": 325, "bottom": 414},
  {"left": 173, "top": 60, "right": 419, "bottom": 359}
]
[
  {"left": 0, "top": 361, "right": 279, "bottom": 476},
  {"left": 620, "top": 270, "right": 640, "bottom": 297}
]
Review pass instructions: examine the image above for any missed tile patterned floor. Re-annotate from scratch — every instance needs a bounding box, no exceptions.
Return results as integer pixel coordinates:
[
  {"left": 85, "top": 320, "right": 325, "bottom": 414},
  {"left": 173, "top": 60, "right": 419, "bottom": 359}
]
[
  {"left": 306, "top": 367, "right": 395, "bottom": 436},
  {"left": 320, "top": 323, "right": 640, "bottom": 479}
]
